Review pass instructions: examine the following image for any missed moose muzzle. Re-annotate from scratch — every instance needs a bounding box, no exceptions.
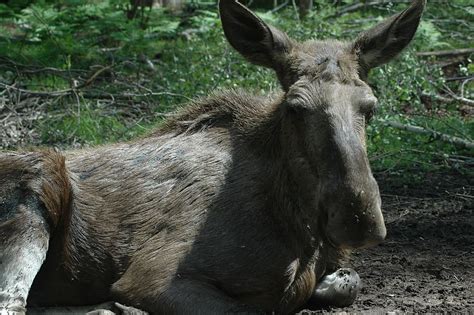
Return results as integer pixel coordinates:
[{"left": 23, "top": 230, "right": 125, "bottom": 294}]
[{"left": 324, "top": 176, "right": 386, "bottom": 249}]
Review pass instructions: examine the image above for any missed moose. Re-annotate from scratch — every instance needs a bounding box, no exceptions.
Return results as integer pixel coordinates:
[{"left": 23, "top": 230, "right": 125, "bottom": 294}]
[{"left": 0, "top": 0, "right": 425, "bottom": 314}]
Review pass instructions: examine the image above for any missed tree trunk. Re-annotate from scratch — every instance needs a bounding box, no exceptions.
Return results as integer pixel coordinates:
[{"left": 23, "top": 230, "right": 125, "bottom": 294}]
[
  {"left": 298, "top": 0, "right": 313, "bottom": 19},
  {"left": 159, "top": 0, "right": 184, "bottom": 12}
]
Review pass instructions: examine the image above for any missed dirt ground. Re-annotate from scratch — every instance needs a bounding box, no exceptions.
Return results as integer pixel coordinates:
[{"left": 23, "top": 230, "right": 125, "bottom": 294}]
[{"left": 300, "top": 170, "right": 474, "bottom": 314}]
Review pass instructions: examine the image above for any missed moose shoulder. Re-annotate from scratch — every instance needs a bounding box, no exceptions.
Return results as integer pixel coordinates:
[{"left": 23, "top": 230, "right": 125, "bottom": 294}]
[{"left": 0, "top": 0, "right": 426, "bottom": 314}]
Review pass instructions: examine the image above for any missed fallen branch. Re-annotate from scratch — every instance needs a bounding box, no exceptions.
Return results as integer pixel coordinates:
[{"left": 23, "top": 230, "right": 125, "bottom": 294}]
[
  {"left": 0, "top": 57, "right": 88, "bottom": 74},
  {"left": 416, "top": 48, "right": 474, "bottom": 58},
  {"left": 421, "top": 92, "right": 474, "bottom": 107},
  {"left": 0, "top": 66, "right": 112, "bottom": 97},
  {"left": 421, "top": 92, "right": 454, "bottom": 104},
  {"left": 0, "top": 82, "right": 192, "bottom": 101},
  {"left": 452, "top": 96, "right": 474, "bottom": 107},
  {"left": 446, "top": 75, "right": 474, "bottom": 82},
  {"left": 0, "top": 82, "right": 73, "bottom": 97},
  {"left": 78, "top": 66, "right": 113, "bottom": 89},
  {"left": 435, "top": 56, "right": 467, "bottom": 69},
  {"left": 385, "top": 121, "right": 474, "bottom": 150}
]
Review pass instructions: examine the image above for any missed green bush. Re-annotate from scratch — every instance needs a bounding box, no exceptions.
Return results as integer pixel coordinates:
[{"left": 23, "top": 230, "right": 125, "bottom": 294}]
[{"left": 0, "top": 0, "right": 472, "bottom": 176}]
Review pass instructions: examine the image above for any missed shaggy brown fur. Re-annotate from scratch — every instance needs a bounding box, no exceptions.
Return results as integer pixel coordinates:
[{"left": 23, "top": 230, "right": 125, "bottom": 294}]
[{"left": 0, "top": 0, "right": 425, "bottom": 314}]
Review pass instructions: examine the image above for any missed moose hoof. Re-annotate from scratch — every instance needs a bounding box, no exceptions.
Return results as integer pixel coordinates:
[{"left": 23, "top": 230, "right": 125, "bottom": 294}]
[
  {"left": 113, "top": 302, "right": 149, "bottom": 315},
  {"left": 313, "top": 268, "right": 361, "bottom": 307},
  {"left": 86, "top": 302, "right": 148, "bottom": 315}
]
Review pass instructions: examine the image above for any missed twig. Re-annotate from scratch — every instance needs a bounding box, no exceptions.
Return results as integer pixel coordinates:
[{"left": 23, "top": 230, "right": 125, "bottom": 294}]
[
  {"left": 334, "top": 0, "right": 412, "bottom": 17},
  {"left": 416, "top": 48, "right": 474, "bottom": 58},
  {"left": 430, "top": 18, "right": 470, "bottom": 26},
  {"left": 341, "top": 17, "right": 380, "bottom": 25},
  {"left": 291, "top": 0, "right": 300, "bottom": 22},
  {"left": 385, "top": 121, "right": 474, "bottom": 150},
  {"left": 117, "top": 92, "right": 193, "bottom": 101},
  {"left": 0, "top": 82, "right": 73, "bottom": 97},
  {"left": 455, "top": 193, "right": 474, "bottom": 200},
  {"left": 443, "top": 85, "right": 474, "bottom": 107},
  {"left": 1, "top": 56, "right": 189, "bottom": 100},
  {"left": 460, "top": 78, "right": 474, "bottom": 99},
  {"left": 77, "top": 66, "right": 113, "bottom": 89},
  {"left": 0, "top": 65, "right": 112, "bottom": 97},
  {"left": 406, "top": 149, "right": 473, "bottom": 162},
  {"left": 79, "top": 90, "right": 192, "bottom": 101},
  {"left": 452, "top": 96, "right": 474, "bottom": 107},
  {"left": 421, "top": 92, "right": 474, "bottom": 107},
  {"left": 270, "top": 0, "right": 289, "bottom": 13},
  {"left": 446, "top": 75, "right": 474, "bottom": 82}
]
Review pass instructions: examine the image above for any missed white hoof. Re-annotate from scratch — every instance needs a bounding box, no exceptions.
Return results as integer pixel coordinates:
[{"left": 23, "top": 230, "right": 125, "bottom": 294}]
[{"left": 313, "top": 268, "right": 361, "bottom": 307}]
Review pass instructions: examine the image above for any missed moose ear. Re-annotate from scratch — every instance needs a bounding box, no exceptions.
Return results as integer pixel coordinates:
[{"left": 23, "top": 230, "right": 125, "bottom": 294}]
[
  {"left": 219, "top": 0, "right": 292, "bottom": 69},
  {"left": 354, "top": 0, "right": 426, "bottom": 70}
]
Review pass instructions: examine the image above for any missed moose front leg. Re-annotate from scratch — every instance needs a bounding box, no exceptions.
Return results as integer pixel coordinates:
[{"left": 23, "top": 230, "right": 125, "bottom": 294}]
[
  {"left": 28, "top": 302, "right": 148, "bottom": 315},
  {"left": 309, "top": 268, "right": 361, "bottom": 308},
  {"left": 153, "top": 279, "right": 264, "bottom": 314},
  {"left": 113, "top": 269, "right": 263, "bottom": 314},
  {"left": 1, "top": 151, "right": 69, "bottom": 315},
  {"left": 0, "top": 201, "right": 50, "bottom": 314}
]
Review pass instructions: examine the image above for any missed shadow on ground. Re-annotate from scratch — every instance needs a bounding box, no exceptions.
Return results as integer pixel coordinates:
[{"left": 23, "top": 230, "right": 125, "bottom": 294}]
[{"left": 300, "top": 170, "right": 473, "bottom": 313}]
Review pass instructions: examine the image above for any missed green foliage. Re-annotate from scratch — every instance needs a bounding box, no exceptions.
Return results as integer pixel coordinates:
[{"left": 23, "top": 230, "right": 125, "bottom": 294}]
[
  {"left": 0, "top": 1, "right": 181, "bottom": 68},
  {"left": 0, "top": 0, "right": 472, "bottom": 176},
  {"left": 41, "top": 104, "right": 126, "bottom": 145}
]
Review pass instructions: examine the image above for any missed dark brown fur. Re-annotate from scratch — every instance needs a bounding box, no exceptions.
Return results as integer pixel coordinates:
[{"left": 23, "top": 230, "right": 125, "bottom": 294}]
[
  {"left": 26, "top": 92, "right": 345, "bottom": 311},
  {"left": 0, "top": 1, "right": 426, "bottom": 314}
]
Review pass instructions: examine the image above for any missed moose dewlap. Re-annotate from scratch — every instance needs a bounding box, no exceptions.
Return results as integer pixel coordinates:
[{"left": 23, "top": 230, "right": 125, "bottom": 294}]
[{"left": 0, "top": 0, "right": 425, "bottom": 313}]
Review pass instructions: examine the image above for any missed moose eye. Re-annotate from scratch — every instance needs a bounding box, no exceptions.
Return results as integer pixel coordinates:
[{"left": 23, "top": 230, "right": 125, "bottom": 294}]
[
  {"left": 317, "top": 57, "right": 329, "bottom": 66},
  {"left": 359, "top": 96, "right": 377, "bottom": 123},
  {"left": 364, "top": 108, "right": 375, "bottom": 123}
]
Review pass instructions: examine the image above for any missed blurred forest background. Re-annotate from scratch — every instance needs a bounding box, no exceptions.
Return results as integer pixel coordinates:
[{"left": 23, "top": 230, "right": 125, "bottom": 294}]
[{"left": 0, "top": 0, "right": 472, "bottom": 182}]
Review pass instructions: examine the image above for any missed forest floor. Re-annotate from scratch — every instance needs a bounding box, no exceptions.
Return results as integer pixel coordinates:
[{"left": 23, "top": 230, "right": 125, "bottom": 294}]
[{"left": 300, "top": 171, "right": 473, "bottom": 314}]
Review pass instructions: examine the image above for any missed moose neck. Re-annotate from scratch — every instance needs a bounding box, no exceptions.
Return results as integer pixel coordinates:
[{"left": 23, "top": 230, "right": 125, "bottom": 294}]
[{"left": 256, "top": 104, "right": 323, "bottom": 257}]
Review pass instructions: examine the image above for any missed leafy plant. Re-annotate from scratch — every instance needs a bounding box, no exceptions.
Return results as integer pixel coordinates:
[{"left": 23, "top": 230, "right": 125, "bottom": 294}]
[{"left": 0, "top": 0, "right": 471, "bottom": 178}]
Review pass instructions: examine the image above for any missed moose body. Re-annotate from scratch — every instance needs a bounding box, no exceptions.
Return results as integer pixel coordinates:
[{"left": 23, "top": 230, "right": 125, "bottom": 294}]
[
  {"left": 0, "top": 1, "right": 425, "bottom": 314},
  {"left": 4, "top": 94, "right": 346, "bottom": 313}
]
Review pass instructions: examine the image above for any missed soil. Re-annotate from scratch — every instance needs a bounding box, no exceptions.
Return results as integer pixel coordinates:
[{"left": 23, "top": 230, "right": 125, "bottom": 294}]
[{"left": 300, "top": 170, "right": 474, "bottom": 314}]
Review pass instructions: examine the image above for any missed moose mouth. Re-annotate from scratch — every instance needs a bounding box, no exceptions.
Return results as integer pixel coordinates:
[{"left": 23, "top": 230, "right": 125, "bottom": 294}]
[
  {"left": 318, "top": 203, "right": 386, "bottom": 250},
  {"left": 317, "top": 204, "right": 340, "bottom": 249}
]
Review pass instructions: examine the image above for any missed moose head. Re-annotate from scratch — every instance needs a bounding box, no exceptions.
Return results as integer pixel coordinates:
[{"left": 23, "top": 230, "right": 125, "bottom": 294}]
[{"left": 219, "top": 0, "right": 426, "bottom": 249}]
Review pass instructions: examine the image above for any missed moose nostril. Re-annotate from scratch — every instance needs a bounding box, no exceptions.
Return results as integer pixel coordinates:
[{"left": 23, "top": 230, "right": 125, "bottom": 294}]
[{"left": 362, "top": 95, "right": 377, "bottom": 108}]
